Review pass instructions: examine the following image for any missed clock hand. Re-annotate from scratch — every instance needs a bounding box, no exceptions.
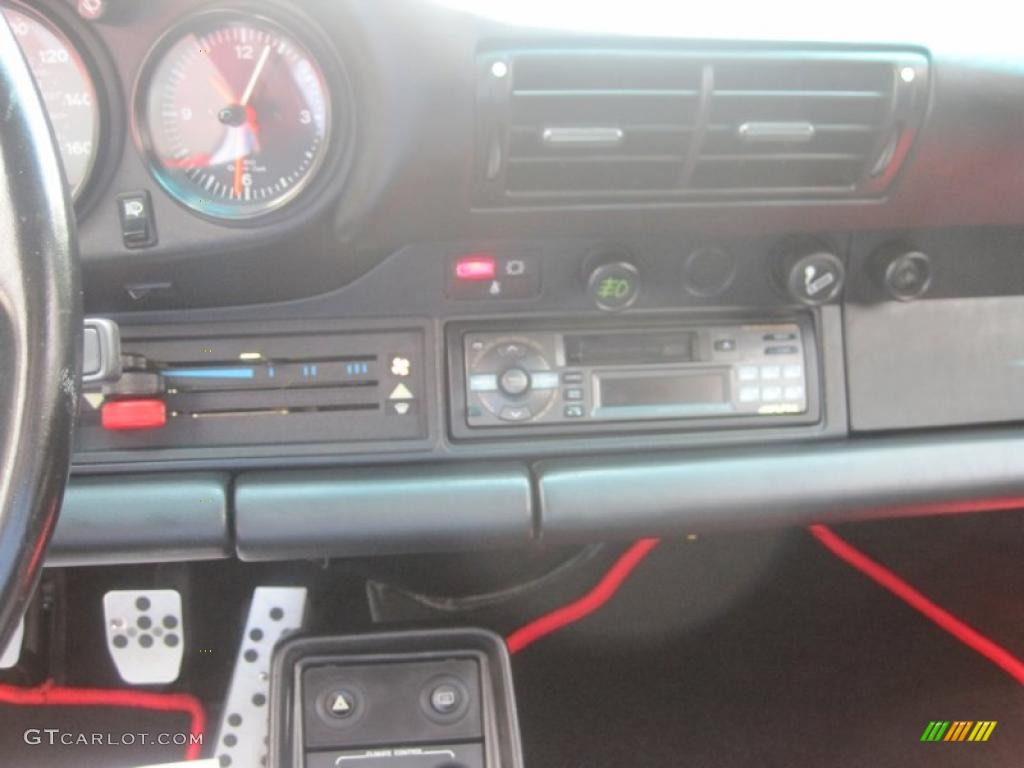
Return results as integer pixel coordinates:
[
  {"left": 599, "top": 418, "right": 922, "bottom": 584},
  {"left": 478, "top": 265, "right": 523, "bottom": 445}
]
[{"left": 240, "top": 45, "right": 272, "bottom": 106}]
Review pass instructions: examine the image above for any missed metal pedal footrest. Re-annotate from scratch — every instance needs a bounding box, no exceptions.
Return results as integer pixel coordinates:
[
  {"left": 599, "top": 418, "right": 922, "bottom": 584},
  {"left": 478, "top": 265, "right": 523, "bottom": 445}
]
[
  {"left": 215, "top": 587, "right": 308, "bottom": 768},
  {"left": 103, "top": 589, "right": 184, "bottom": 684}
]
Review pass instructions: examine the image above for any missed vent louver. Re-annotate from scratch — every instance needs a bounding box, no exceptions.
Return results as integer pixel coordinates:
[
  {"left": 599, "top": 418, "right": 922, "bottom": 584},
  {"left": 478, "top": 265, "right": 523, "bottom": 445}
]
[{"left": 475, "top": 49, "right": 929, "bottom": 206}]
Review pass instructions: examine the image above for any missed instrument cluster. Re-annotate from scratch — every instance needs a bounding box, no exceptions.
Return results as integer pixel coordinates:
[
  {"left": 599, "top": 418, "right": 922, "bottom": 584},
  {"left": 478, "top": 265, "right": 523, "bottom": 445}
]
[{"left": 3, "top": 0, "right": 348, "bottom": 224}]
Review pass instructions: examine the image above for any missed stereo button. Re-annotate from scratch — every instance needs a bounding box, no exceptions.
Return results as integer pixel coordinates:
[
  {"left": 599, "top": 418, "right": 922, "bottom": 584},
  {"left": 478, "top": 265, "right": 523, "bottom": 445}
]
[
  {"left": 499, "top": 405, "right": 533, "bottom": 422},
  {"left": 497, "top": 343, "right": 529, "bottom": 359},
  {"left": 500, "top": 368, "right": 531, "bottom": 396},
  {"left": 531, "top": 372, "right": 560, "bottom": 390},
  {"left": 739, "top": 386, "right": 760, "bottom": 403},
  {"left": 469, "top": 374, "right": 499, "bottom": 392}
]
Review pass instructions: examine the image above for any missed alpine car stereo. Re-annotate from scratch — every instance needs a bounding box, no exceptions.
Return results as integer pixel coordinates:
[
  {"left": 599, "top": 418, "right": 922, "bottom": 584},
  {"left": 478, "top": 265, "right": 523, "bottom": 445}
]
[{"left": 448, "top": 318, "right": 820, "bottom": 437}]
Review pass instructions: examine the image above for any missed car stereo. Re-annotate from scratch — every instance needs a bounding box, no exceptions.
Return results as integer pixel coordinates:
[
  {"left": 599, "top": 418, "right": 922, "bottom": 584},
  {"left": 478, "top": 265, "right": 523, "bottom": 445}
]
[{"left": 450, "top": 318, "right": 819, "bottom": 435}]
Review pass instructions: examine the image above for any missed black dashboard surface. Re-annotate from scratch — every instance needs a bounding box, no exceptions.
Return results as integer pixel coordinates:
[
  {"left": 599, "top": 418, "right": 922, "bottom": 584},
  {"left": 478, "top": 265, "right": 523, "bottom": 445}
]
[
  {"left": 22, "top": 0, "right": 1020, "bottom": 311},
  {"left": 11, "top": 0, "right": 1024, "bottom": 557}
]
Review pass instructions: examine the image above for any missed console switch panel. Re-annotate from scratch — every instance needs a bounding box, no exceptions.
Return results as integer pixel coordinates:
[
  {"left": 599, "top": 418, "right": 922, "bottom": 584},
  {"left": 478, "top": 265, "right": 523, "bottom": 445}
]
[{"left": 303, "top": 659, "right": 483, "bottom": 750}]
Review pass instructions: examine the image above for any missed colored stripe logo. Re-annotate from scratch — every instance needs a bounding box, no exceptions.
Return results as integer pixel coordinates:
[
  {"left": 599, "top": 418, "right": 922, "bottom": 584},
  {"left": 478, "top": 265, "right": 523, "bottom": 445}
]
[{"left": 921, "top": 721, "right": 996, "bottom": 742}]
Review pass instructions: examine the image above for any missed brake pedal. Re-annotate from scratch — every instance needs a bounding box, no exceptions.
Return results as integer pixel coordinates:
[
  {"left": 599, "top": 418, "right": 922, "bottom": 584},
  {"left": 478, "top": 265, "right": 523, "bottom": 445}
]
[
  {"left": 215, "top": 587, "right": 307, "bottom": 768},
  {"left": 103, "top": 590, "right": 184, "bottom": 684},
  {"left": 0, "top": 617, "right": 24, "bottom": 669}
]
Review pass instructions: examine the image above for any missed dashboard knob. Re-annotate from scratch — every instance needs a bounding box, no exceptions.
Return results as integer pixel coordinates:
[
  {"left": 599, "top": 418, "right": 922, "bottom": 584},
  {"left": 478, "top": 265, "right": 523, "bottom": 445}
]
[
  {"left": 683, "top": 246, "right": 737, "bottom": 298},
  {"left": 776, "top": 239, "right": 845, "bottom": 306},
  {"left": 586, "top": 260, "right": 641, "bottom": 312},
  {"left": 499, "top": 367, "right": 531, "bottom": 397},
  {"left": 872, "top": 244, "right": 932, "bottom": 301}
]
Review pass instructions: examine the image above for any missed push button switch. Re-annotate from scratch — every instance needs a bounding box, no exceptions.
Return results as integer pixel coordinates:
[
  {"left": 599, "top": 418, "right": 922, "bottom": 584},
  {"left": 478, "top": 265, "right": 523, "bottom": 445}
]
[
  {"left": 429, "top": 684, "right": 463, "bottom": 715},
  {"left": 101, "top": 399, "right": 166, "bottom": 431},
  {"left": 420, "top": 676, "right": 471, "bottom": 724},
  {"left": 325, "top": 690, "right": 358, "bottom": 720},
  {"left": 499, "top": 368, "right": 531, "bottom": 397},
  {"left": 117, "top": 191, "right": 157, "bottom": 248}
]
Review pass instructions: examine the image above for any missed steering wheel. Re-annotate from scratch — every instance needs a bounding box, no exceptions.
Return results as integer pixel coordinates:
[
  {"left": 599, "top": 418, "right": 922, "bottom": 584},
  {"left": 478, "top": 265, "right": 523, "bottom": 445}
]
[{"left": 0, "top": 17, "right": 80, "bottom": 650}]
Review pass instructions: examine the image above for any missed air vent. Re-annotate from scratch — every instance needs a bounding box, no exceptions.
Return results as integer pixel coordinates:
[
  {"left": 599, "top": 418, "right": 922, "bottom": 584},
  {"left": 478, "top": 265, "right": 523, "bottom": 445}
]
[{"left": 475, "top": 49, "right": 929, "bottom": 206}]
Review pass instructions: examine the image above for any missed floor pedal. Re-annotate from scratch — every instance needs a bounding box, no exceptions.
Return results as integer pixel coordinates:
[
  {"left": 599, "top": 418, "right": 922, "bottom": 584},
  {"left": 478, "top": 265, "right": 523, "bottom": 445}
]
[
  {"left": 215, "top": 587, "right": 308, "bottom": 768},
  {"left": 103, "top": 589, "right": 184, "bottom": 684},
  {"left": 0, "top": 617, "right": 24, "bottom": 669}
]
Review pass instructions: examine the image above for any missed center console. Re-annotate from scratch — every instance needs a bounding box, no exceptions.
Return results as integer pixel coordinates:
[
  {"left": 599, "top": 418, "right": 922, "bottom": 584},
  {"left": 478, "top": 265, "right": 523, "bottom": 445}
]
[{"left": 269, "top": 630, "right": 523, "bottom": 768}]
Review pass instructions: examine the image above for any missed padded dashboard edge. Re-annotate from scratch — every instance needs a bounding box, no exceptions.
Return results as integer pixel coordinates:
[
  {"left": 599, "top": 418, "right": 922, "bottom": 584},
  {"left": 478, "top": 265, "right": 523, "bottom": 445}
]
[
  {"left": 47, "top": 472, "right": 231, "bottom": 567},
  {"left": 535, "top": 429, "right": 1024, "bottom": 539},
  {"left": 234, "top": 463, "right": 534, "bottom": 560}
]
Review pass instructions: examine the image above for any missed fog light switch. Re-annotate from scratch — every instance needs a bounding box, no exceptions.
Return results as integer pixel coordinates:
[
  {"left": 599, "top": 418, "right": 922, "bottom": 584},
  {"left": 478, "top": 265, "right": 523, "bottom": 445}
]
[{"left": 117, "top": 191, "right": 157, "bottom": 248}]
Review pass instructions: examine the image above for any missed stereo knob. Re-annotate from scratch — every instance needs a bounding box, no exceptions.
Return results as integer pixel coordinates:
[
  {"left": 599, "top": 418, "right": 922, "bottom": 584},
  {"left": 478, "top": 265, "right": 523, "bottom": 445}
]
[
  {"left": 499, "top": 367, "right": 531, "bottom": 397},
  {"left": 872, "top": 244, "right": 932, "bottom": 301},
  {"left": 776, "top": 240, "right": 845, "bottom": 306}
]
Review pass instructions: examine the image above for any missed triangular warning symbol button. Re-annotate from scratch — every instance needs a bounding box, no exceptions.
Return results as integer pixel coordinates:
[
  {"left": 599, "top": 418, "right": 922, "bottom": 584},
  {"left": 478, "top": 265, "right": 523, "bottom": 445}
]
[
  {"left": 83, "top": 393, "right": 105, "bottom": 410},
  {"left": 389, "top": 383, "right": 414, "bottom": 400},
  {"left": 330, "top": 694, "right": 352, "bottom": 714}
]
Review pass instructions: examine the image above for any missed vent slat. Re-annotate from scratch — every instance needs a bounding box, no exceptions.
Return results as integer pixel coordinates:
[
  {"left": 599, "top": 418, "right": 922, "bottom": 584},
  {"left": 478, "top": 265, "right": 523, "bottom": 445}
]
[
  {"left": 698, "top": 153, "right": 866, "bottom": 163},
  {"left": 509, "top": 154, "right": 685, "bottom": 165},
  {"left": 513, "top": 88, "right": 700, "bottom": 98},
  {"left": 712, "top": 89, "right": 889, "bottom": 100}
]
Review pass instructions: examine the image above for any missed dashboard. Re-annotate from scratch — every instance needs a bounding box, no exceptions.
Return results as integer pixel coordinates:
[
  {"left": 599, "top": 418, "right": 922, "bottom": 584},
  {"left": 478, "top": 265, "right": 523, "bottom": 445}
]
[{"left": 12, "top": 0, "right": 1024, "bottom": 564}]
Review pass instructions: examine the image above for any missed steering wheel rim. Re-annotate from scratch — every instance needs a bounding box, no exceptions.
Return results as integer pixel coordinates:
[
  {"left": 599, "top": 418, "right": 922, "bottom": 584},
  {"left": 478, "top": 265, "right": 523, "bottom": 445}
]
[{"left": 0, "top": 15, "right": 80, "bottom": 649}]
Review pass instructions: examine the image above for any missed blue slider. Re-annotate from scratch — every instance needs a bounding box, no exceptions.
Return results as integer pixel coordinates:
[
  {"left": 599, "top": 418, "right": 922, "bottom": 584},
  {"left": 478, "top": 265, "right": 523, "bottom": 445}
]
[{"left": 163, "top": 367, "right": 256, "bottom": 380}]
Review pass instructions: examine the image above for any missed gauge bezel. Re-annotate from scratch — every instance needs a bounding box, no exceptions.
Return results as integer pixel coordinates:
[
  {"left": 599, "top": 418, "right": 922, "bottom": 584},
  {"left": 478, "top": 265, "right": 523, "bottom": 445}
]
[
  {"left": 132, "top": 4, "right": 349, "bottom": 224},
  {"left": 4, "top": 0, "right": 120, "bottom": 218}
]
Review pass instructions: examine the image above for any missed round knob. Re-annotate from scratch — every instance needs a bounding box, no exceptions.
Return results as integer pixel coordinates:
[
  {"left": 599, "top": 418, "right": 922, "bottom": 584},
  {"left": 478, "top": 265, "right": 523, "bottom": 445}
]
[
  {"left": 776, "top": 240, "right": 845, "bottom": 306},
  {"left": 499, "top": 367, "right": 531, "bottom": 397},
  {"left": 587, "top": 261, "right": 641, "bottom": 311},
  {"left": 872, "top": 245, "right": 932, "bottom": 301},
  {"left": 683, "top": 247, "right": 737, "bottom": 298}
]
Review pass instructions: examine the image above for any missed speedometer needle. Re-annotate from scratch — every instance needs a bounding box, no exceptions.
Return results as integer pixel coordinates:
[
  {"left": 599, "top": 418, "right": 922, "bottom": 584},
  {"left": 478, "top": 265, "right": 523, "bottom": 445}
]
[{"left": 240, "top": 45, "right": 272, "bottom": 106}]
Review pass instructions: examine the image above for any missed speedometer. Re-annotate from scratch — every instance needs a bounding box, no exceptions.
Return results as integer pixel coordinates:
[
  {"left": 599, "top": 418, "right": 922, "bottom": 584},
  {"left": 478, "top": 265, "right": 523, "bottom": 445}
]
[
  {"left": 2, "top": 3, "right": 99, "bottom": 199},
  {"left": 136, "top": 12, "right": 331, "bottom": 220}
]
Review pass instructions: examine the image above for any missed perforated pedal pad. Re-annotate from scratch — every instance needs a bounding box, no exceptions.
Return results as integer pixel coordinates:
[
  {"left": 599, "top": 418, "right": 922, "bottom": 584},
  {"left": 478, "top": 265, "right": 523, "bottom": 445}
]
[
  {"left": 0, "top": 616, "right": 24, "bottom": 669},
  {"left": 215, "top": 587, "right": 308, "bottom": 768},
  {"left": 103, "top": 590, "right": 184, "bottom": 684}
]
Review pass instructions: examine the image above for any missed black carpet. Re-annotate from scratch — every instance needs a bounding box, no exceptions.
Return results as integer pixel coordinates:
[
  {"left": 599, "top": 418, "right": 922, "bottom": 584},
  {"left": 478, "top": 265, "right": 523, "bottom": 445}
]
[
  {"left": 511, "top": 515, "right": 1024, "bottom": 768},
  {"left": 0, "top": 514, "right": 1021, "bottom": 766}
]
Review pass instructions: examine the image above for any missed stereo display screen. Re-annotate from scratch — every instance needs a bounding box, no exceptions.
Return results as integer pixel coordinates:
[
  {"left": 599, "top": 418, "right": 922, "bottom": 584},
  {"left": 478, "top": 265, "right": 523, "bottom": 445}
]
[{"left": 599, "top": 373, "right": 726, "bottom": 408}]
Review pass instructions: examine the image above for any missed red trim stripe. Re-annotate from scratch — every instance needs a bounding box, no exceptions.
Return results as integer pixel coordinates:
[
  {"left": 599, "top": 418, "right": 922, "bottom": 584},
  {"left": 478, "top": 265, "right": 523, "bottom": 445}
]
[
  {"left": 0, "top": 679, "right": 206, "bottom": 760},
  {"left": 810, "top": 524, "right": 1024, "bottom": 686},
  {"left": 506, "top": 538, "right": 661, "bottom": 655}
]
